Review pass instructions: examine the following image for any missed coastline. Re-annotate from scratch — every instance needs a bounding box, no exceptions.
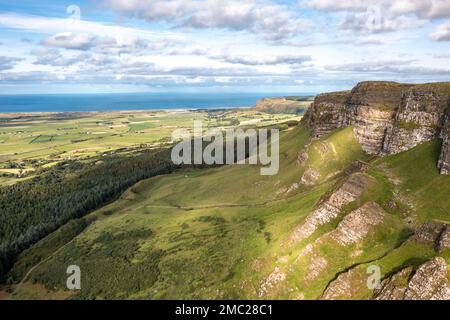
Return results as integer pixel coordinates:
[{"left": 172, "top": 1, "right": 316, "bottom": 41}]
[
  {"left": 0, "top": 92, "right": 314, "bottom": 114},
  {"left": 0, "top": 106, "right": 254, "bottom": 116}
]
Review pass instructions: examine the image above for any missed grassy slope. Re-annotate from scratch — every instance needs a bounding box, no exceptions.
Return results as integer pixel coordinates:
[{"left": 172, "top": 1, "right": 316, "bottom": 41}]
[
  {"left": 4, "top": 125, "right": 449, "bottom": 300},
  {"left": 304, "top": 127, "right": 370, "bottom": 184},
  {"left": 375, "top": 140, "right": 450, "bottom": 223}
]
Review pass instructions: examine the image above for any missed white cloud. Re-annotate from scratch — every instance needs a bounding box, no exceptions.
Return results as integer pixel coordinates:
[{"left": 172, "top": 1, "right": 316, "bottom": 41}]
[
  {"left": 31, "top": 48, "right": 91, "bottom": 66},
  {"left": 326, "top": 60, "right": 415, "bottom": 72},
  {"left": 212, "top": 53, "right": 312, "bottom": 66},
  {"left": 105, "top": 0, "right": 311, "bottom": 41},
  {"left": 183, "top": 76, "right": 206, "bottom": 84},
  {"left": 433, "top": 53, "right": 450, "bottom": 58},
  {"left": 41, "top": 32, "right": 97, "bottom": 50},
  {"left": 430, "top": 21, "right": 450, "bottom": 41},
  {"left": 300, "top": 0, "right": 450, "bottom": 35},
  {"left": 214, "top": 76, "right": 233, "bottom": 83},
  {"left": 325, "top": 59, "right": 450, "bottom": 76},
  {"left": 301, "top": 0, "right": 450, "bottom": 19},
  {"left": 340, "top": 10, "right": 425, "bottom": 33},
  {"left": 0, "top": 12, "right": 190, "bottom": 62},
  {"left": 1, "top": 4, "right": 449, "bottom": 91},
  {"left": 0, "top": 56, "right": 22, "bottom": 71},
  {"left": 0, "top": 13, "right": 184, "bottom": 41}
]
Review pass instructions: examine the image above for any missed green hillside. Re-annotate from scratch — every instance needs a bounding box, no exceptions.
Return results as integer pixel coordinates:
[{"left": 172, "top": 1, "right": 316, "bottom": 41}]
[{"left": 2, "top": 125, "right": 449, "bottom": 300}]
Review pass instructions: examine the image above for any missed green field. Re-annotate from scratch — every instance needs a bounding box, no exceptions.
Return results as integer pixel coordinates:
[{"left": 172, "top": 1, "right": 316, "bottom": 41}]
[{"left": 0, "top": 109, "right": 301, "bottom": 186}]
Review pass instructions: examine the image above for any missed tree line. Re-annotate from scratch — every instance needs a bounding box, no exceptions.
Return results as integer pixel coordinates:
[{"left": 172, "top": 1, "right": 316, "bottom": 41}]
[
  {"left": 0, "top": 135, "right": 271, "bottom": 282},
  {"left": 0, "top": 148, "right": 178, "bottom": 281}
]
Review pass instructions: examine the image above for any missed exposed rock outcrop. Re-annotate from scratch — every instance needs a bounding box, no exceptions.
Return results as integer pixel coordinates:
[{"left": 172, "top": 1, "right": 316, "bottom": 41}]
[
  {"left": 330, "top": 202, "right": 386, "bottom": 246},
  {"left": 300, "top": 168, "right": 320, "bottom": 185},
  {"left": 438, "top": 113, "right": 450, "bottom": 174},
  {"left": 305, "top": 254, "right": 328, "bottom": 282},
  {"left": 438, "top": 135, "right": 450, "bottom": 174},
  {"left": 352, "top": 106, "right": 395, "bottom": 155},
  {"left": 348, "top": 82, "right": 409, "bottom": 155},
  {"left": 322, "top": 223, "right": 450, "bottom": 300},
  {"left": 303, "top": 91, "right": 351, "bottom": 138},
  {"left": 413, "top": 221, "right": 447, "bottom": 246},
  {"left": 438, "top": 226, "right": 450, "bottom": 252},
  {"left": 258, "top": 266, "right": 287, "bottom": 298},
  {"left": 321, "top": 267, "right": 364, "bottom": 300},
  {"left": 303, "top": 81, "right": 450, "bottom": 174},
  {"left": 290, "top": 174, "right": 370, "bottom": 243},
  {"left": 373, "top": 267, "right": 414, "bottom": 300},
  {"left": 383, "top": 85, "right": 449, "bottom": 154},
  {"left": 375, "top": 257, "right": 450, "bottom": 300},
  {"left": 413, "top": 221, "right": 450, "bottom": 253},
  {"left": 348, "top": 160, "right": 371, "bottom": 174}
]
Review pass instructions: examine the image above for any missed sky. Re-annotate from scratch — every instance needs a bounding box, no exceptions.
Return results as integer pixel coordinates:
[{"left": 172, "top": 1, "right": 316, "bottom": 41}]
[{"left": 0, "top": 0, "right": 449, "bottom": 94}]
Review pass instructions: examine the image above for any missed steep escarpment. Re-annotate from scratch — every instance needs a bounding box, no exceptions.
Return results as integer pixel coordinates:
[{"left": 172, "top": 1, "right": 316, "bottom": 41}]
[
  {"left": 383, "top": 84, "right": 450, "bottom": 155},
  {"left": 348, "top": 82, "right": 410, "bottom": 154},
  {"left": 303, "top": 91, "right": 351, "bottom": 138},
  {"left": 303, "top": 81, "right": 450, "bottom": 174}
]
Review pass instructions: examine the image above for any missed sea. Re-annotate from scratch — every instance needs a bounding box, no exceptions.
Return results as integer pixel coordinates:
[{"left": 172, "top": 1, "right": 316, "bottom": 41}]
[{"left": 0, "top": 92, "right": 308, "bottom": 113}]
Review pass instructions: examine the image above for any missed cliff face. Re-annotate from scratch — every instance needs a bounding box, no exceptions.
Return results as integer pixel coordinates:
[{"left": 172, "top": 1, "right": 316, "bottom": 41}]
[
  {"left": 303, "top": 91, "right": 350, "bottom": 138},
  {"left": 348, "top": 82, "right": 410, "bottom": 155},
  {"left": 303, "top": 81, "right": 450, "bottom": 174},
  {"left": 438, "top": 113, "right": 450, "bottom": 174},
  {"left": 383, "top": 85, "right": 449, "bottom": 155}
]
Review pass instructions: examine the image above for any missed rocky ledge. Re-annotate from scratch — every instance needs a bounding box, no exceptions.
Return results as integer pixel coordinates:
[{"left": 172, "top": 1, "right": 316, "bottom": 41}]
[
  {"left": 302, "top": 81, "right": 450, "bottom": 174},
  {"left": 375, "top": 257, "right": 450, "bottom": 300},
  {"left": 329, "top": 202, "right": 385, "bottom": 246},
  {"left": 322, "top": 221, "right": 449, "bottom": 300},
  {"left": 290, "top": 173, "right": 371, "bottom": 243}
]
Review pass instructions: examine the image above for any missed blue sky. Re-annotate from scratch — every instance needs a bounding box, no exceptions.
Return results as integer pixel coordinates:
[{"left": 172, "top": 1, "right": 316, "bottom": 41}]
[{"left": 0, "top": 0, "right": 449, "bottom": 94}]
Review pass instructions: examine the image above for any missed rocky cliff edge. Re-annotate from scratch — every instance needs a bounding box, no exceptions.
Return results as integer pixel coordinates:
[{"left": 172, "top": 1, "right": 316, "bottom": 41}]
[{"left": 302, "top": 81, "right": 450, "bottom": 174}]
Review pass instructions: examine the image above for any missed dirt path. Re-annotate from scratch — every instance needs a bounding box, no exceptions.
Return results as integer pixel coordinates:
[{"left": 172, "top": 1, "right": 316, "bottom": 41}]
[{"left": 144, "top": 187, "right": 316, "bottom": 211}]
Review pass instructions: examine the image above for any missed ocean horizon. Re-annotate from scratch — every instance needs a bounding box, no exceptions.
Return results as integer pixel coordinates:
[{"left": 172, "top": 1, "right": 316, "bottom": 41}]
[{"left": 0, "top": 92, "right": 312, "bottom": 113}]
